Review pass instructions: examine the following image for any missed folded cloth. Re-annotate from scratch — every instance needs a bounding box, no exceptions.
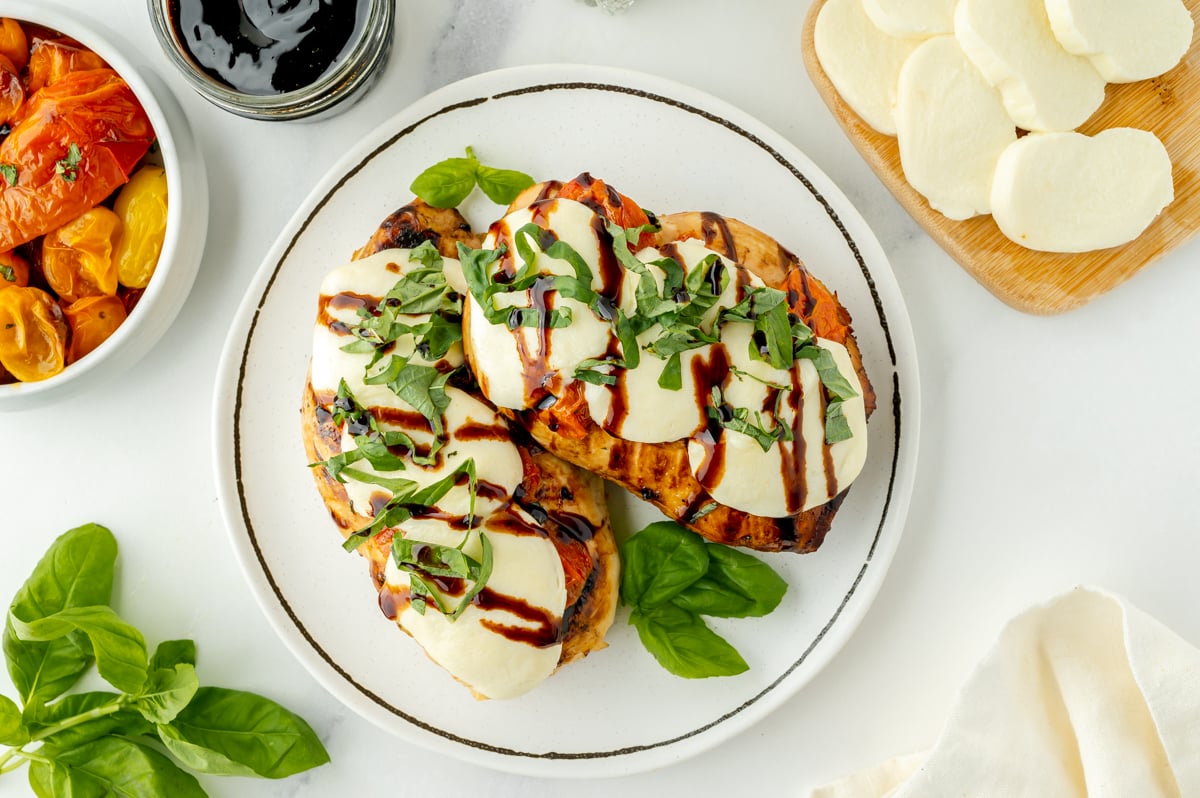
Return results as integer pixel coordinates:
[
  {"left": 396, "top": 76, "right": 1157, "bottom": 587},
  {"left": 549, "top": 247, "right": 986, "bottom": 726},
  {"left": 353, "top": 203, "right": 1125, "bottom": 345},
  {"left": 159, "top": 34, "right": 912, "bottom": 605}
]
[{"left": 809, "top": 587, "right": 1200, "bottom": 798}]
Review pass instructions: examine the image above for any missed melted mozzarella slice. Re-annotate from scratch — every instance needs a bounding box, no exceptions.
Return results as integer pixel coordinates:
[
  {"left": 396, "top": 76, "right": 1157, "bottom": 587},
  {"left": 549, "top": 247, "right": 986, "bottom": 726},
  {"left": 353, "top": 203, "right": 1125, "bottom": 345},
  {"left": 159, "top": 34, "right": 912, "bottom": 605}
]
[
  {"left": 990, "top": 128, "right": 1174, "bottom": 253},
  {"left": 383, "top": 510, "right": 566, "bottom": 700},
  {"left": 863, "top": 0, "right": 956, "bottom": 37},
  {"left": 1045, "top": 0, "right": 1193, "bottom": 83},
  {"left": 688, "top": 336, "right": 868, "bottom": 517},
  {"left": 814, "top": 0, "right": 923, "bottom": 135},
  {"left": 955, "top": 0, "right": 1105, "bottom": 132},
  {"left": 895, "top": 35, "right": 1017, "bottom": 220}
]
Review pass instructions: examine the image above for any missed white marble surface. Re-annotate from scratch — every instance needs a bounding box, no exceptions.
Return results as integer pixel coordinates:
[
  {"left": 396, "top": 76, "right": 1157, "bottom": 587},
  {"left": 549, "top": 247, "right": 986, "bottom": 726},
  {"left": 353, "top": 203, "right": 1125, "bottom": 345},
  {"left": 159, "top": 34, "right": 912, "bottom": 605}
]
[{"left": 3, "top": 0, "right": 1200, "bottom": 795}]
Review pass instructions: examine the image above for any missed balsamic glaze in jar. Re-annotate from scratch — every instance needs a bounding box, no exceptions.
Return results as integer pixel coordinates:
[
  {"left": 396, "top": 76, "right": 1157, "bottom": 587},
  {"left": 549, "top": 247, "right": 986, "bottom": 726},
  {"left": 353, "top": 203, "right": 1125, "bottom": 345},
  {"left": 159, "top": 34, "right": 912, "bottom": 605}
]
[{"left": 168, "top": 0, "right": 366, "bottom": 95}]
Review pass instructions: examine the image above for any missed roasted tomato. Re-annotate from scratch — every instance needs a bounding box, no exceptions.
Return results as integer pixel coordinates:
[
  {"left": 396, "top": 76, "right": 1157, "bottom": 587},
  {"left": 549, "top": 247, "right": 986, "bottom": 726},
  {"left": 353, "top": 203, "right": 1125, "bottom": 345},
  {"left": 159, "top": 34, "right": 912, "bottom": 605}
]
[
  {"left": 26, "top": 37, "right": 108, "bottom": 94},
  {"left": 42, "top": 207, "right": 121, "bottom": 303},
  {"left": 0, "top": 53, "right": 22, "bottom": 125},
  {"left": 558, "top": 175, "right": 656, "bottom": 247},
  {"left": 0, "top": 249, "right": 29, "bottom": 288},
  {"left": 0, "top": 286, "right": 67, "bottom": 381},
  {"left": 112, "top": 165, "right": 167, "bottom": 289},
  {"left": 64, "top": 293, "right": 125, "bottom": 363},
  {"left": 0, "top": 68, "right": 153, "bottom": 251},
  {"left": 0, "top": 18, "right": 27, "bottom": 73}
]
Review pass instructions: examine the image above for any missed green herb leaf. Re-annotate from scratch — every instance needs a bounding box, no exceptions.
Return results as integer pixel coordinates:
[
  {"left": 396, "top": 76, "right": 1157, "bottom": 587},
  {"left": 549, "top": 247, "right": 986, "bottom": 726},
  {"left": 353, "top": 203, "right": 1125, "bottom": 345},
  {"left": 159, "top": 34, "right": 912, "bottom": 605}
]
[
  {"left": 157, "top": 686, "right": 330, "bottom": 778},
  {"left": 0, "top": 163, "right": 17, "bottom": 186},
  {"left": 410, "top": 147, "right": 534, "bottom": 208},
  {"left": 1, "top": 265, "right": 15, "bottom": 282},
  {"left": 409, "top": 155, "right": 477, "bottom": 208},
  {"left": 28, "top": 691, "right": 152, "bottom": 754},
  {"left": 823, "top": 399, "right": 853, "bottom": 444},
  {"left": 629, "top": 603, "right": 749, "bottom": 678},
  {"left": 9, "top": 606, "right": 149, "bottom": 694},
  {"left": 150, "top": 639, "right": 197, "bottom": 671},
  {"left": 0, "top": 692, "right": 27, "bottom": 746},
  {"left": 131, "top": 663, "right": 200, "bottom": 724},
  {"left": 475, "top": 163, "right": 535, "bottom": 205},
  {"left": 54, "top": 143, "right": 82, "bottom": 183},
  {"left": 4, "top": 524, "right": 117, "bottom": 704},
  {"left": 573, "top": 357, "right": 621, "bottom": 386},
  {"left": 657, "top": 352, "right": 682, "bottom": 390},
  {"left": 343, "top": 458, "right": 476, "bottom": 551},
  {"left": 619, "top": 521, "right": 710, "bottom": 610},
  {"left": 396, "top": 530, "right": 493, "bottom": 620},
  {"left": 40, "top": 735, "right": 208, "bottom": 797},
  {"left": 672, "top": 544, "right": 787, "bottom": 618},
  {"left": 707, "top": 385, "right": 791, "bottom": 452},
  {"left": 795, "top": 346, "right": 859, "bottom": 402}
]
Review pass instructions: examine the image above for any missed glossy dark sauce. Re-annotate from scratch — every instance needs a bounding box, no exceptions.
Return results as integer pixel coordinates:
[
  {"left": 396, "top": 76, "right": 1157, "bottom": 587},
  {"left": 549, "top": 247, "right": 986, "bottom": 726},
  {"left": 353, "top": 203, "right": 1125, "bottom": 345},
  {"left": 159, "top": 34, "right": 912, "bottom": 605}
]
[
  {"left": 169, "top": 0, "right": 366, "bottom": 95},
  {"left": 476, "top": 589, "right": 561, "bottom": 648},
  {"left": 318, "top": 291, "right": 376, "bottom": 336},
  {"left": 781, "top": 367, "right": 808, "bottom": 514},
  {"left": 453, "top": 421, "right": 511, "bottom": 443},
  {"left": 699, "top": 212, "right": 738, "bottom": 260},
  {"left": 378, "top": 584, "right": 410, "bottom": 620}
]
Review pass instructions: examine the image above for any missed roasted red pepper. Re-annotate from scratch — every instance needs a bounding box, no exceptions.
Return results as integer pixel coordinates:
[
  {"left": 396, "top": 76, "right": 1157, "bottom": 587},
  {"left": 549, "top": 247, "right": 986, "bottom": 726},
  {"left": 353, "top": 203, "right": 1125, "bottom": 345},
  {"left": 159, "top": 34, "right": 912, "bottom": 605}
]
[{"left": 0, "top": 68, "right": 153, "bottom": 252}]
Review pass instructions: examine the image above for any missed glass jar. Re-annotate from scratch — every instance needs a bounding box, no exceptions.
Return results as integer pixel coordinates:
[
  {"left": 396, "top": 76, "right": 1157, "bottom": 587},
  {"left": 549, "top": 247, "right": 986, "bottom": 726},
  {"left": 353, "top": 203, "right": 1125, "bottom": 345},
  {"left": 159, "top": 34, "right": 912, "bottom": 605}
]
[{"left": 146, "top": 0, "right": 393, "bottom": 121}]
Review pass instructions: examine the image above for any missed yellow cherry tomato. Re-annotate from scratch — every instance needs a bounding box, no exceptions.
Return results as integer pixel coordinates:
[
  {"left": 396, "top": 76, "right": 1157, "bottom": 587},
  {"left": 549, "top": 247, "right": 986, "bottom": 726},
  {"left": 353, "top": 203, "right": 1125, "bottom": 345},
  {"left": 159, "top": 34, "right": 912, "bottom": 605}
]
[
  {"left": 0, "top": 18, "right": 27, "bottom": 73},
  {"left": 112, "top": 165, "right": 168, "bottom": 289},
  {"left": 42, "top": 207, "right": 122, "bottom": 303},
  {"left": 64, "top": 294, "right": 126, "bottom": 363},
  {"left": 0, "top": 286, "right": 67, "bottom": 381},
  {"left": 0, "top": 249, "right": 28, "bottom": 288}
]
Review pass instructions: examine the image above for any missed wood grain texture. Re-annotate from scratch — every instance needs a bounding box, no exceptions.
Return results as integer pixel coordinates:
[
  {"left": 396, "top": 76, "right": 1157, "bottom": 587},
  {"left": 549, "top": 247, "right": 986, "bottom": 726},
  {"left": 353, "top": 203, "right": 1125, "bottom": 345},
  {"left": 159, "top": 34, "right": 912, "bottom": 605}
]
[{"left": 802, "top": 0, "right": 1200, "bottom": 314}]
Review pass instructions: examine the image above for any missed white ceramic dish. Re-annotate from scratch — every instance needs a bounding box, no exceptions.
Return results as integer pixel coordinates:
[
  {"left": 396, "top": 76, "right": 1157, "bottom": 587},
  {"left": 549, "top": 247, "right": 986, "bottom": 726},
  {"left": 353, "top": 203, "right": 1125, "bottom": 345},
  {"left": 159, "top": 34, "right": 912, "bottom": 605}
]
[
  {"left": 0, "top": 1, "right": 208, "bottom": 410},
  {"left": 212, "top": 64, "right": 919, "bottom": 778}
]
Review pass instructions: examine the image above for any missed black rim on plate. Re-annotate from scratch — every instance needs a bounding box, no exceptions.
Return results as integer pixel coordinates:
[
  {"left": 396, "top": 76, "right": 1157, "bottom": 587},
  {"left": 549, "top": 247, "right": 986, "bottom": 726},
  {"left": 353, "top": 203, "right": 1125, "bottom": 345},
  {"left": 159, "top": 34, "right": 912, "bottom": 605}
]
[{"left": 230, "top": 80, "right": 905, "bottom": 761}]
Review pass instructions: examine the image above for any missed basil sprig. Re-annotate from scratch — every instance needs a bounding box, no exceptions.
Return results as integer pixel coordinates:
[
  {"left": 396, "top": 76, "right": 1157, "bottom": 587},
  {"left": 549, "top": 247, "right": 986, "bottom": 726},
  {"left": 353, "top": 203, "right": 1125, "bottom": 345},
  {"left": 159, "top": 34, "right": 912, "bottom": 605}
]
[
  {"left": 620, "top": 522, "right": 787, "bottom": 679},
  {"left": 706, "top": 385, "right": 793, "bottom": 452},
  {"left": 0, "top": 525, "right": 328, "bottom": 794},
  {"left": 409, "top": 146, "right": 534, "bottom": 208}
]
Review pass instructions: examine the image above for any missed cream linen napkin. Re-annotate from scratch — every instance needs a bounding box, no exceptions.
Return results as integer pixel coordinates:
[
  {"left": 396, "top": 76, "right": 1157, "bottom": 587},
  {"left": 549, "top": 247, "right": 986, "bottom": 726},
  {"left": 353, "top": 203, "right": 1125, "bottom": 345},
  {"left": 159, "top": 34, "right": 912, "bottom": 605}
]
[{"left": 809, "top": 587, "right": 1200, "bottom": 798}]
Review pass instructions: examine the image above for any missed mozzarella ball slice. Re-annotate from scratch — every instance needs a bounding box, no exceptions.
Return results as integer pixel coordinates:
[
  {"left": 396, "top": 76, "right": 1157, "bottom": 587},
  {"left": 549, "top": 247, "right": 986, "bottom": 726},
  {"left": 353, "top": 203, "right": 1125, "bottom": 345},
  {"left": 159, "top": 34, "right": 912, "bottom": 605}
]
[
  {"left": 863, "top": 0, "right": 956, "bottom": 37},
  {"left": 1044, "top": 0, "right": 1194, "bottom": 83},
  {"left": 990, "top": 128, "right": 1174, "bottom": 253},
  {"left": 895, "top": 35, "right": 1017, "bottom": 220}
]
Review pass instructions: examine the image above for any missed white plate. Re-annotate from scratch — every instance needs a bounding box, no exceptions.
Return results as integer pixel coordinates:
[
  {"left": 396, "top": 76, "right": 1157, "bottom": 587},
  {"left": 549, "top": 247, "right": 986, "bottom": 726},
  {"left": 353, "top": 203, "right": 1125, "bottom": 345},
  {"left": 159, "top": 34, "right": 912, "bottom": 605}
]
[{"left": 213, "top": 64, "right": 919, "bottom": 778}]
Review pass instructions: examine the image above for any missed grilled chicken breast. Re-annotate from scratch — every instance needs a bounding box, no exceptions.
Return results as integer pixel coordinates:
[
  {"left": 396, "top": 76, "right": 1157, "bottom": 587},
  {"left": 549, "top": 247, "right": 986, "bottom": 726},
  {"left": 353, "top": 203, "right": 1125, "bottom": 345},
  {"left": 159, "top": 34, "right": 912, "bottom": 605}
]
[
  {"left": 464, "top": 176, "right": 874, "bottom": 553},
  {"left": 302, "top": 200, "right": 619, "bottom": 697}
]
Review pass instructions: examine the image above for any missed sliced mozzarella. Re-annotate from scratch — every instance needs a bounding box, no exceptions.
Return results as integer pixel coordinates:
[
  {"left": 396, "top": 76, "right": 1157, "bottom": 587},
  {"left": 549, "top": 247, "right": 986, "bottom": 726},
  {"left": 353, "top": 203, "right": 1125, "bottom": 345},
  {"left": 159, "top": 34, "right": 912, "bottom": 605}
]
[
  {"left": 955, "top": 0, "right": 1105, "bottom": 132},
  {"left": 1045, "top": 0, "right": 1193, "bottom": 83},
  {"left": 383, "top": 512, "right": 566, "bottom": 700},
  {"left": 863, "top": 0, "right": 956, "bottom": 37},
  {"left": 990, "top": 128, "right": 1174, "bottom": 253},
  {"left": 895, "top": 35, "right": 1017, "bottom": 220},
  {"left": 814, "top": 0, "right": 923, "bottom": 135}
]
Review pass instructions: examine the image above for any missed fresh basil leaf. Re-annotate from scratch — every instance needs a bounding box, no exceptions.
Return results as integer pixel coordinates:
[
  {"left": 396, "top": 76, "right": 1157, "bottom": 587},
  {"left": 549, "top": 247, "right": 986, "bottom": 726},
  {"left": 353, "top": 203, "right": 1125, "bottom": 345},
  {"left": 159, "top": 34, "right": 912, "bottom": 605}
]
[
  {"left": 475, "top": 163, "right": 535, "bottom": 205},
  {"left": 0, "top": 691, "right": 27, "bottom": 746},
  {"left": 27, "top": 759, "right": 106, "bottom": 798},
  {"left": 4, "top": 524, "right": 118, "bottom": 704},
  {"left": 619, "top": 521, "right": 710, "bottom": 610},
  {"left": 9, "top": 606, "right": 148, "bottom": 694},
  {"left": 131, "top": 664, "right": 200, "bottom": 724},
  {"left": 343, "top": 458, "right": 476, "bottom": 551},
  {"left": 47, "top": 735, "right": 208, "bottom": 797},
  {"left": 673, "top": 544, "right": 787, "bottom": 618},
  {"left": 0, "top": 163, "right": 17, "bottom": 186},
  {"left": 150, "top": 639, "right": 196, "bottom": 671},
  {"left": 157, "top": 686, "right": 329, "bottom": 778},
  {"left": 707, "top": 385, "right": 791, "bottom": 452},
  {"left": 574, "top": 357, "right": 619, "bottom": 386},
  {"left": 823, "top": 400, "right": 853, "bottom": 444},
  {"left": 630, "top": 604, "right": 748, "bottom": 678},
  {"left": 795, "top": 346, "right": 859, "bottom": 402},
  {"left": 407, "top": 239, "right": 443, "bottom": 270},
  {"left": 365, "top": 356, "right": 451, "bottom": 437},
  {"left": 409, "top": 155, "right": 477, "bottom": 208},
  {"left": 421, "top": 312, "right": 463, "bottom": 359},
  {"left": 657, "top": 352, "right": 682, "bottom": 390},
  {"left": 26, "top": 691, "right": 152, "bottom": 753}
]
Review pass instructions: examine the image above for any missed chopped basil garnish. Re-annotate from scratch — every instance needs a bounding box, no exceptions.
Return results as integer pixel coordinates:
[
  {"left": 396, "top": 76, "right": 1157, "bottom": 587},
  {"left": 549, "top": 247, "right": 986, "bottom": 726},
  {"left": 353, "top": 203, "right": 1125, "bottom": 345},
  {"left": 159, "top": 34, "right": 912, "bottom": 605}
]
[
  {"left": 395, "top": 531, "right": 493, "bottom": 620},
  {"left": 342, "top": 458, "right": 477, "bottom": 553},
  {"left": 0, "top": 164, "right": 16, "bottom": 186},
  {"left": 573, "top": 356, "right": 621, "bottom": 386},
  {"left": 707, "top": 385, "right": 793, "bottom": 452},
  {"left": 409, "top": 146, "right": 534, "bottom": 208},
  {"left": 0, "top": 265, "right": 14, "bottom": 283},
  {"left": 55, "top": 143, "right": 82, "bottom": 183},
  {"left": 795, "top": 346, "right": 859, "bottom": 444}
]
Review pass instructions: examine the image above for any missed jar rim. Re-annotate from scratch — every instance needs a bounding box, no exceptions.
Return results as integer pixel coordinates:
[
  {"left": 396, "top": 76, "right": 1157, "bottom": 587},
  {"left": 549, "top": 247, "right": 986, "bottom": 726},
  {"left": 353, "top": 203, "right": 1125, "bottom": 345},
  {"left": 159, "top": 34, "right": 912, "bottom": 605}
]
[{"left": 146, "top": 0, "right": 394, "bottom": 120}]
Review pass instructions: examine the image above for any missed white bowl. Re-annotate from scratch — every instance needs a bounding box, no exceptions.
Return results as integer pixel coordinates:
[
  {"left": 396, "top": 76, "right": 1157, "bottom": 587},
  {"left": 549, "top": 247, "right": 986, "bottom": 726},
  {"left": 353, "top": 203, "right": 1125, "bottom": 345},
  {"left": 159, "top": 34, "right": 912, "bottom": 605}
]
[{"left": 0, "top": 0, "right": 208, "bottom": 410}]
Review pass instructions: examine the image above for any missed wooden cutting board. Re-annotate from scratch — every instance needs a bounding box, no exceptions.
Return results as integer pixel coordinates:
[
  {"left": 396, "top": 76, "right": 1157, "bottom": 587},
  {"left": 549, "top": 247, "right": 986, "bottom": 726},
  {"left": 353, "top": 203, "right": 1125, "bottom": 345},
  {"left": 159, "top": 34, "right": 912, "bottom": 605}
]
[{"left": 801, "top": 0, "right": 1200, "bottom": 314}]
